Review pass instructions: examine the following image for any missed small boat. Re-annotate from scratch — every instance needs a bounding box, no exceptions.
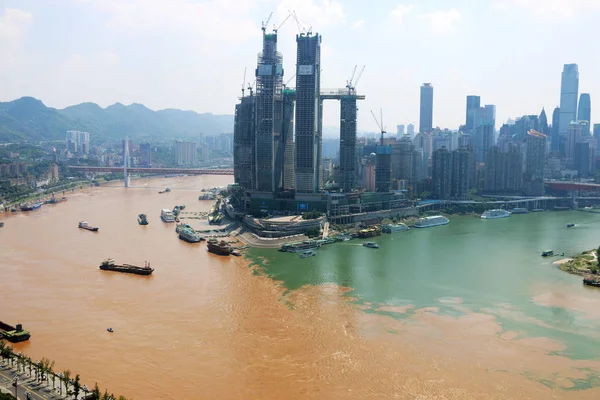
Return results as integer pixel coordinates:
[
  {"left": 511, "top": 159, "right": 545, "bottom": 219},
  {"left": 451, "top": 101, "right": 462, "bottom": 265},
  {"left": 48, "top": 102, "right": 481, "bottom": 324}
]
[
  {"left": 532, "top": 209, "right": 544, "bottom": 212},
  {"left": 541, "top": 250, "right": 554, "bottom": 257},
  {"left": 583, "top": 275, "right": 600, "bottom": 288},
  {"left": 138, "top": 214, "right": 149, "bottom": 225},
  {"left": 158, "top": 188, "right": 171, "bottom": 194},
  {"left": 0, "top": 221, "right": 4, "bottom": 228},
  {"left": 45, "top": 195, "right": 67, "bottom": 205},
  {"left": 107, "top": 328, "right": 114, "bottom": 333},
  {"left": 231, "top": 250, "right": 242, "bottom": 256},
  {"left": 10, "top": 208, "right": 17, "bottom": 212},
  {"left": 567, "top": 223, "right": 575, "bottom": 228},
  {"left": 179, "top": 205, "right": 186, "bottom": 210},
  {"left": 78, "top": 221, "right": 99, "bottom": 232},
  {"left": 299, "top": 250, "right": 317, "bottom": 258},
  {"left": 363, "top": 242, "right": 380, "bottom": 249}
]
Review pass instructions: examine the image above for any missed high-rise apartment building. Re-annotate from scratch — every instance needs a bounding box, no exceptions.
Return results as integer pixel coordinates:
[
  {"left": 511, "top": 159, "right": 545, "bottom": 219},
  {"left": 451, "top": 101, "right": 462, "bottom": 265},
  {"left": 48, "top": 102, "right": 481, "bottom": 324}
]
[
  {"left": 539, "top": 108, "right": 549, "bottom": 136},
  {"left": 139, "top": 143, "right": 152, "bottom": 167},
  {"left": 559, "top": 64, "right": 579, "bottom": 145},
  {"left": 473, "top": 105, "right": 495, "bottom": 162},
  {"left": 339, "top": 94, "right": 357, "bottom": 192},
  {"left": 234, "top": 94, "right": 256, "bottom": 190},
  {"left": 295, "top": 33, "right": 322, "bottom": 193},
  {"left": 175, "top": 140, "right": 197, "bottom": 166},
  {"left": 451, "top": 147, "right": 473, "bottom": 198},
  {"left": 375, "top": 144, "right": 392, "bottom": 193},
  {"left": 419, "top": 83, "right": 433, "bottom": 134},
  {"left": 524, "top": 130, "right": 547, "bottom": 195},
  {"left": 281, "top": 89, "right": 296, "bottom": 190},
  {"left": 432, "top": 147, "right": 452, "bottom": 199},
  {"left": 551, "top": 106, "right": 560, "bottom": 152},
  {"left": 66, "top": 131, "right": 90, "bottom": 154},
  {"left": 465, "top": 95, "right": 481, "bottom": 133},
  {"left": 565, "top": 121, "right": 582, "bottom": 162},
  {"left": 407, "top": 124, "right": 415, "bottom": 137},
  {"left": 594, "top": 124, "right": 600, "bottom": 156},
  {"left": 391, "top": 136, "right": 413, "bottom": 182},
  {"left": 396, "top": 125, "right": 405, "bottom": 138},
  {"left": 483, "top": 146, "right": 523, "bottom": 193},
  {"left": 578, "top": 93, "right": 591, "bottom": 136},
  {"left": 255, "top": 30, "right": 284, "bottom": 192}
]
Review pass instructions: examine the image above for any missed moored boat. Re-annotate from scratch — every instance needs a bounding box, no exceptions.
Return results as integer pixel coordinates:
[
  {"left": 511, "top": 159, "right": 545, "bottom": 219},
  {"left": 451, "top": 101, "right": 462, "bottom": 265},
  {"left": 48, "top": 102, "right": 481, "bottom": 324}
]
[
  {"left": 414, "top": 215, "right": 449, "bottom": 228},
  {"left": 583, "top": 275, "right": 600, "bottom": 288},
  {"left": 161, "top": 209, "right": 176, "bottom": 223},
  {"left": 0, "top": 321, "right": 30, "bottom": 343},
  {"left": 299, "top": 249, "right": 317, "bottom": 258},
  {"left": 21, "top": 202, "right": 43, "bottom": 211},
  {"left": 207, "top": 238, "right": 232, "bottom": 256},
  {"left": 45, "top": 195, "right": 67, "bottom": 205},
  {"left": 138, "top": 214, "right": 149, "bottom": 225},
  {"left": 279, "top": 240, "right": 322, "bottom": 253},
  {"left": 357, "top": 227, "right": 381, "bottom": 238},
  {"left": 481, "top": 209, "right": 512, "bottom": 219},
  {"left": 78, "top": 221, "right": 99, "bottom": 232},
  {"left": 99, "top": 259, "right": 154, "bottom": 275},
  {"left": 541, "top": 250, "right": 554, "bottom": 257},
  {"left": 381, "top": 223, "right": 409, "bottom": 233},
  {"left": 0, "top": 221, "right": 4, "bottom": 228},
  {"left": 178, "top": 227, "right": 203, "bottom": 243}
]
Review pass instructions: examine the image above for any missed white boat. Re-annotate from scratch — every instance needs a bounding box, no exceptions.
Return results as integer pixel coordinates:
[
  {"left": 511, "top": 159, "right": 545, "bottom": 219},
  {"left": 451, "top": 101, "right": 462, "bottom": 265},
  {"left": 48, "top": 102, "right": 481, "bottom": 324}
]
[
  {"left": 381, "top": 223, "right": 409, "bottom": 233},
  {"left": 414, "top": 215, "right": 449, "bottom": 228},
  {"left": 481, "top": 209, "right": 511, "bottom": 219},
  {"left": 160, "top": 209, "right": 176, "bottom": 223}
]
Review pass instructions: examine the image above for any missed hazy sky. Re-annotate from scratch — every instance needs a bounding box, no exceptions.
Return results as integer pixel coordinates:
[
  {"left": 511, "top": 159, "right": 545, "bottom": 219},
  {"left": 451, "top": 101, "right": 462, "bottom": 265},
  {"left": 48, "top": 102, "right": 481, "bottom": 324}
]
[{"left": 1, "top": 0, "right": 599, "bottom": 134}]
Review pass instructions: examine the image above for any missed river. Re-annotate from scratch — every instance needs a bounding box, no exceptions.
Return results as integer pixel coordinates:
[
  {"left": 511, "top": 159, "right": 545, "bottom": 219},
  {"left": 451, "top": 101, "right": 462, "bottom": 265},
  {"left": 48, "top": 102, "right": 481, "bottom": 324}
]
[{"left": 1, "top": 176, "right": 600, "bottom": 399}]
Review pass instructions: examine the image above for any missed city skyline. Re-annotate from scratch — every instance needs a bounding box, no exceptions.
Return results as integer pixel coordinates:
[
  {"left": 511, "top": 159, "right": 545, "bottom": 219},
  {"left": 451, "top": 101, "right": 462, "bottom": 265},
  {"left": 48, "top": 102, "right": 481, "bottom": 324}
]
[{"left": 1, "top": 0, "right": 599, "bottom": 133}]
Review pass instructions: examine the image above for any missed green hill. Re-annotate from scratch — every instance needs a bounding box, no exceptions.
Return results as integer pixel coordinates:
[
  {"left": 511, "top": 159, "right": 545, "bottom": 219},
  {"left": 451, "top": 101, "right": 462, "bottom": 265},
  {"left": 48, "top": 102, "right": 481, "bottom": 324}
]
[{"left": 0, "top": 97, "right": 234, "bottom": 142}]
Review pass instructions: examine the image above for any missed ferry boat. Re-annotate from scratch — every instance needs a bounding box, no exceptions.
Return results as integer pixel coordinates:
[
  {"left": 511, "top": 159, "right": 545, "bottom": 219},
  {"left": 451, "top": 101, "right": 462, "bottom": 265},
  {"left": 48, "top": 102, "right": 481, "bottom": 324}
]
[
  {"left": 414, "top": 215, "right": 449, "bottom": 228},
  {"left": 299, "top": 250, "right": 317, "bottom": 258},
  {"left": 381, "top": 223, "right": 409, "bottom": 233},
  {"left": 0, "top": 321, "right": 30, "bottom": 343},
  {"left": 511, "top": 207, "right": 529, "bottom": 214},
  {"left": 99, "top": 259, "right": 154, "bottom": 275},
  {"left": 21, "top": 202, "right": 43, "bottom": 211},
  {"left": 138, "top": 214, "right": 149, "bottom": 225},
  {"left": 161, "top": 209, "right": 176, "bottom": 223},
  {"left": 357, "top": 227, "right": 382, "bottom": 238},
  {"left": 583, "top": 275, "right": 600, "bottom": 288},
  {"left": 481, "top": 209, "right": 512, "bottom": 219},
  {"left": 78, "top": 221, "right": 99, "bottom": 232},
  {"left": 541, "top": 250, "right": 554, "bottom": 257},
  {"left": 178, "top": 227, "right": 203, "bottom": 243},
  {"left": 362, "top": 242, "right": 380, "bottom": 249},
  {"left": 567, "top": 223, "right": 575, "bottom": 228},
  {"left": 279, "top": 240, "right": 322, "bottom": 253},
  {"left": 207, "top": 238, "right": 232, "bottom": 256}
]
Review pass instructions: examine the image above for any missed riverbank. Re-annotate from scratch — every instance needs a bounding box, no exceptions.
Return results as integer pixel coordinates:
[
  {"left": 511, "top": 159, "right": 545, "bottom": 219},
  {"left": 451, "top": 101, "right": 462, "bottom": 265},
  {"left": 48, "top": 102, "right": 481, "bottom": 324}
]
[{"left": 554, "top": 248, "right": 599, "bottom": 276}]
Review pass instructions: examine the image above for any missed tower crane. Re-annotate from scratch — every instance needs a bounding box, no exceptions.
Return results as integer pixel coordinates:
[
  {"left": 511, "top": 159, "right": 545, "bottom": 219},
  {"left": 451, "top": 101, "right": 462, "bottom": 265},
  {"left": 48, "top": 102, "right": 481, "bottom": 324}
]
[
  {"left": 345, "top": 65, "right": 357, "bottom": 89},
  {"left": 261, "top": 12, "right": 273, "bottom": 33},
  {"left": 241, "top": 67, "right": 247, "bottom": 97},
  {"left": 346, "top": 65, "right": 365, "bottom": 91},
  {"left": 247, "top": 81, "right": 255, "bottom": 96},
  {"left": 370, "top": 109, "right": 386, "bottom": 146},
  {"left": 290, "top": 10, "right": 311, "bottom": 35}
]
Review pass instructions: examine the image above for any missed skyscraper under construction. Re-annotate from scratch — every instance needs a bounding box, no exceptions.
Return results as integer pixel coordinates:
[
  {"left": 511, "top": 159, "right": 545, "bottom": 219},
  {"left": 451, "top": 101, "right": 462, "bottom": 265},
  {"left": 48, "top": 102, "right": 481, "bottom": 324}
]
[
  {"left": 294, "top": 33, "right": 322, "bottom": 193},
  {"left": 255, "top": 29, "right": 284, "bottom": 192}
]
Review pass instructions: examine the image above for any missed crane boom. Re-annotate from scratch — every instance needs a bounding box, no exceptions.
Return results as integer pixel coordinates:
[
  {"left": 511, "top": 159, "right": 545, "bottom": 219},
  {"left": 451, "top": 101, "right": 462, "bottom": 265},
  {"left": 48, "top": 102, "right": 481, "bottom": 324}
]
[
  {"left": 371, "top": 109, "right": 386, "bottom": 146},
  {"left": 274, "top": 13, "right": 291, "bottom": 32},
  {"left": 354, "top": 66, "right": 365, "bottom": 88},
  {"left": 262, "top": 12, "right": 273, "bottom": 32},
  {"left": 241, "top": 67, "right": 247, "bottom": 96}
]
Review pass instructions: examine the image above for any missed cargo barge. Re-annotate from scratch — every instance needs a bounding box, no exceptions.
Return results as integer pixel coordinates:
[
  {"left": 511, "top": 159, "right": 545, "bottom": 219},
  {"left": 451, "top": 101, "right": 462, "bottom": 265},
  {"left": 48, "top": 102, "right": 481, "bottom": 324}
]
[
  {"left": 0, "top": 321, "right": 30, "bottom": 343},
  {"left": 99, "top": 259, "right": 154, "bottom": 275}
]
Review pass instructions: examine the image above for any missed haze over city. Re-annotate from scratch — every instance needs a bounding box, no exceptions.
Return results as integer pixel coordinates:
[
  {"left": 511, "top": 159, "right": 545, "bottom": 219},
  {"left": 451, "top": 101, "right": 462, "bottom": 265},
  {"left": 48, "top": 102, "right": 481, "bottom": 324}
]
[{"left": 1, "top": 0, "right": 599, "bottom": 134}]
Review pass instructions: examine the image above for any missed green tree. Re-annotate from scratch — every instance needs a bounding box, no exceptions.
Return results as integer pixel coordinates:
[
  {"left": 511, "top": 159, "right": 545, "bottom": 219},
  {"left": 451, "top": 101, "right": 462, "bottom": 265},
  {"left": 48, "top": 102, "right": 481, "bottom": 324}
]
[
  {"left": 63, "top": 369, "right": 72, "bottom": 396},
  {"left": 597, "top": 245, "right": 600, "bottom": 267},
  {"left": 93, "top": 383, "right": 101, "bottom": 400},
  {"left": 73, "top": 374, "right": 81, "bottom": 399}
]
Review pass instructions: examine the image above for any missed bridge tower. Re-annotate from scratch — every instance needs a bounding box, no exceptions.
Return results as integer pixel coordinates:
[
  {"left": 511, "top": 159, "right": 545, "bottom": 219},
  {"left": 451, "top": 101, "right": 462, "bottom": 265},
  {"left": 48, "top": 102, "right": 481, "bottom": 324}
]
[{"left": 123, "top": 137, "right": 130, "bottom": 188}]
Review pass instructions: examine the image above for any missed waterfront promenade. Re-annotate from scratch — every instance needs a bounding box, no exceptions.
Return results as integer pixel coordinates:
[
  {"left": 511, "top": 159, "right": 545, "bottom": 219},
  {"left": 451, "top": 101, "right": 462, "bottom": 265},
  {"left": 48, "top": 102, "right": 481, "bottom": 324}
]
[{"left": 0, "top": 363, "right": 71, "bottom": 400}]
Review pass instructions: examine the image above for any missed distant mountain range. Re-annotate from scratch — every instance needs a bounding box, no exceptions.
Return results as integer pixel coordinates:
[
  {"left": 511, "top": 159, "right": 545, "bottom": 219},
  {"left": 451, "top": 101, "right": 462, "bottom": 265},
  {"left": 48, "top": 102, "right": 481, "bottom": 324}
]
[{"left": 0, "top": 97, "right": 234, "bottom": 142}]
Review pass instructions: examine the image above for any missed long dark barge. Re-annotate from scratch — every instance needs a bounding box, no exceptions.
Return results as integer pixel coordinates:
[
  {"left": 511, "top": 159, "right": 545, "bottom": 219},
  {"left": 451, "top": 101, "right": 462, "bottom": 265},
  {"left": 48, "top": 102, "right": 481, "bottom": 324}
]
[
  {"left": 0, "top": 321, "right": 31, "bottom": 343},
  {"left": 99, "top": 259, "right": 154, "bottom": 276}
]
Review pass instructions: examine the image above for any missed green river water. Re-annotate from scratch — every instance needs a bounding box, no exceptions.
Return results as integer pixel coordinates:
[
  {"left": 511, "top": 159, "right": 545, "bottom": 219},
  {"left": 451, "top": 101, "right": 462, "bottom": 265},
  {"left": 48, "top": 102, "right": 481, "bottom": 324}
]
[{"left": 250, "top": 210, "right": 600, "bottom": 377}]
